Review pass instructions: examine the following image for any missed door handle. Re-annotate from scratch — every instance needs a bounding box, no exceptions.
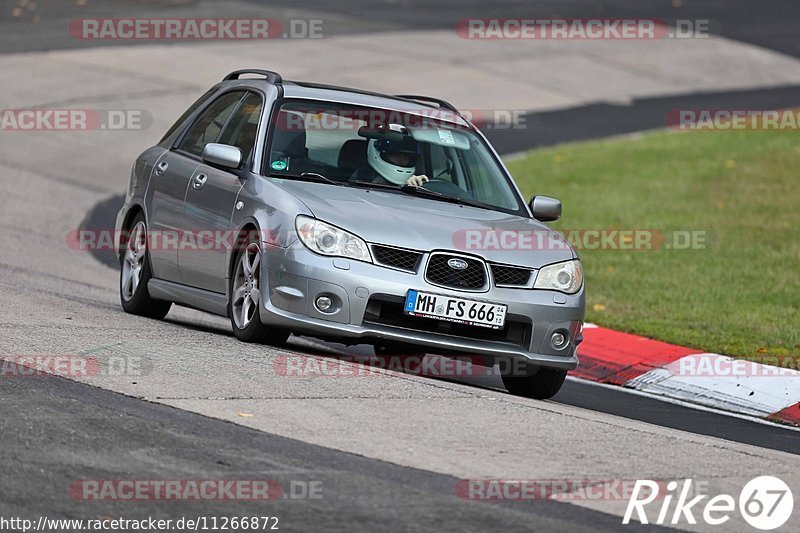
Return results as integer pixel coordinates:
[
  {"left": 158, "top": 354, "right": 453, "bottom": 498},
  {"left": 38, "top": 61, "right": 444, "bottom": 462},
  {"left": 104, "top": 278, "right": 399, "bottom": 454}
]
[
  {"left": 192, "top": 173, "right": 208, "bottom": 190},
  {"left": 154, "top": 160, "right": 168, "bottom": 176}
]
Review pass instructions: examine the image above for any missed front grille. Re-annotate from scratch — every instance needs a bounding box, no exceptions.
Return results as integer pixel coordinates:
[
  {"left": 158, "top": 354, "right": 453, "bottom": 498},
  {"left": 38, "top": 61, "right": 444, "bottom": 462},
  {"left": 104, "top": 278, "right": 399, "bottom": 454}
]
[
  {"left": 491, "top": 264, "right": 533, "bottom": 287},
  {"left": 425, "top": 253, "right": 487, "bottom": 291},
  {"left": 364, "top": 295, "right": 531, "bottom": 349},
  {"left": 372, "top": 245, "right": 422, "bottom": 272}
]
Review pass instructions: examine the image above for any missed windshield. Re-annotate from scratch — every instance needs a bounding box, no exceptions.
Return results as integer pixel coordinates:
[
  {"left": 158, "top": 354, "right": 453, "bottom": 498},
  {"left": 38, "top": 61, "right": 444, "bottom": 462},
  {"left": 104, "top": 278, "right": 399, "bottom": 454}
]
[{"left": 264, "top": 100, "right": 525, "bottom": 215}]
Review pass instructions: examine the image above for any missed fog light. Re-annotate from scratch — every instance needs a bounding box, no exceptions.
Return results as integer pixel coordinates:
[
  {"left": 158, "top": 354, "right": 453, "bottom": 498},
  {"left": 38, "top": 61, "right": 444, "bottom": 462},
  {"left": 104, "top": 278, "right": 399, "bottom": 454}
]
[
  {"left": 315, "top": 295, "right": 333, "bottom": 312},
  {"left": 551, "top": 331, "right": 568, "bottom": 349}
]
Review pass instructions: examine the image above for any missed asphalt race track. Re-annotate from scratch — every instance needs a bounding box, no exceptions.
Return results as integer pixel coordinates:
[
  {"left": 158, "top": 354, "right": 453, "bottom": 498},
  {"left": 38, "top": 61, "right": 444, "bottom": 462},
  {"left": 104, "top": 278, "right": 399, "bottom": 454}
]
[
  {"left": 1, "top": 1, "right": 800, "bottom": 531},
  {"left": 5, "top": 363, "right": 680, "bottom": 533}
]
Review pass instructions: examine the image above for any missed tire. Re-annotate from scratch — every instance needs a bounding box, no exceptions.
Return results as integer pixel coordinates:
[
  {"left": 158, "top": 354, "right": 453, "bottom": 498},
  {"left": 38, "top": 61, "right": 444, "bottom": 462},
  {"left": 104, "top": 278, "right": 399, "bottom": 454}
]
[
  {"left": 228, "top": 240, "right": 289, "bottom": 345},
  {"left": 119, "top": 212, "right": 172, "bottom": 319},
  {"left": 501, "top": 362, "right": 567, "bottom": 399}
]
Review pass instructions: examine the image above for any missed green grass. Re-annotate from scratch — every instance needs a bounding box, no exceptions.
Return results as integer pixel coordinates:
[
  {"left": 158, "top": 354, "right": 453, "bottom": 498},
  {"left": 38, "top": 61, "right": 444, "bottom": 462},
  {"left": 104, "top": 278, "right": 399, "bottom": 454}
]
[{"left": 505, "top": 128, "right": 800, "bottom": 360}]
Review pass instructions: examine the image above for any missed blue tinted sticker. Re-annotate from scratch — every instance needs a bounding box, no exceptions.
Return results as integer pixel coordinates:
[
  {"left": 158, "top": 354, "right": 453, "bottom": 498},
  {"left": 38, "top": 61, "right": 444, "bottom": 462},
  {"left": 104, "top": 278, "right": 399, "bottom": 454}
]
[{"left": 271, "top": 160, "right": 287, "bottom": 171}]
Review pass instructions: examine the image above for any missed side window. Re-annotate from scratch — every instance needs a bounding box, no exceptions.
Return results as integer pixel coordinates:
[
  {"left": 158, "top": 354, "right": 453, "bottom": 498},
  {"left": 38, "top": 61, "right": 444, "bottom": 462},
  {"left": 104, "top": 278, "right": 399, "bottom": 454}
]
[
  {"left": 267, "top": 105, "right": 367, "bottom": 179},
  {"left": 177, "top": 92, "right": 245, "bottom": 156},
  {"left": 159, "top": 88, "right": 216, "bottom": 144},
  {"left": 217, "top": 93, "right": 263, "bottom": 162},
  {"left": 266, "top": 110, "right": 310, "bottom": 175}
]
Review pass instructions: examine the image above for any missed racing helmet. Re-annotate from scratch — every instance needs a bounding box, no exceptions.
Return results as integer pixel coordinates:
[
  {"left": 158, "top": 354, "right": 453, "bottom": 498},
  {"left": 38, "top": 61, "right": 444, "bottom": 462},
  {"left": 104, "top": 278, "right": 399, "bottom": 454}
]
[{"left": 367, "top": 126, "right": 418, "bottom": 185}]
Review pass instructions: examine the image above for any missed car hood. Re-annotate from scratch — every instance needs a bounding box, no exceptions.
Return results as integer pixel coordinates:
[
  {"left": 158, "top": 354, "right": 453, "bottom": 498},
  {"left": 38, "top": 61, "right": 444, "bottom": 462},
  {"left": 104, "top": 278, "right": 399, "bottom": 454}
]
[{"left": 275, "top": 181, "right": 576, "bottom": 268}]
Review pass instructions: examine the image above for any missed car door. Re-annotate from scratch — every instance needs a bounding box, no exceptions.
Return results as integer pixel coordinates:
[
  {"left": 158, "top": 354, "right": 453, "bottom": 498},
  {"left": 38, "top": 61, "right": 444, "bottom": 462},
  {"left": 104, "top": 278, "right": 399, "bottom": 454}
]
[
  {"left": 147, "top": 90, "right": 246, "bottom": 283},
  {"left": 178, "top": 91, "right": 264, "bottom": 293},
  {"left": 146, "top": 149, "right": 200, "bottom": 282}
]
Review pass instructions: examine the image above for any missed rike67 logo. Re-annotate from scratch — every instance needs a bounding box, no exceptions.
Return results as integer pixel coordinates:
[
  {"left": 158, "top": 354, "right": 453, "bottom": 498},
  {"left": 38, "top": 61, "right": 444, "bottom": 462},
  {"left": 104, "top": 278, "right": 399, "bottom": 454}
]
[{"left": 624, "top": 476, "right": 793, "bottom": 530}]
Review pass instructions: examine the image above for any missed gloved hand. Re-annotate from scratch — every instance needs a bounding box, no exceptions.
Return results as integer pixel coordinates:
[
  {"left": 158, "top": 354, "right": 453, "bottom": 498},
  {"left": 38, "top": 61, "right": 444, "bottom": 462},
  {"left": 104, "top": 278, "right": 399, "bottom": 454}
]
[{"left": 406, "top": 174, "right": 430, "bottom": 187}]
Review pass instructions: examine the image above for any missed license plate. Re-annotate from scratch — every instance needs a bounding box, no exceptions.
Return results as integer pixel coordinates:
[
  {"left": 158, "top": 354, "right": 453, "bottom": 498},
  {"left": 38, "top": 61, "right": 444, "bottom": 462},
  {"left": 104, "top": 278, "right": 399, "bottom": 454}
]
[{"left": 404, "top": 290, "right": 507, "bottom": 329}]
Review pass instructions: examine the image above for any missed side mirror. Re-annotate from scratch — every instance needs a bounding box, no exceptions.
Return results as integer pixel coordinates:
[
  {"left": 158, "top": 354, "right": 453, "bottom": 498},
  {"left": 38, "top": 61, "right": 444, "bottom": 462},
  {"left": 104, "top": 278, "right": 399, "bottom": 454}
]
[
  {"left": 529, "top": 195, "right": 562, "bottom": 222},
  {"left": 202, "top": 143, "right": 242, "bottom": 169}
]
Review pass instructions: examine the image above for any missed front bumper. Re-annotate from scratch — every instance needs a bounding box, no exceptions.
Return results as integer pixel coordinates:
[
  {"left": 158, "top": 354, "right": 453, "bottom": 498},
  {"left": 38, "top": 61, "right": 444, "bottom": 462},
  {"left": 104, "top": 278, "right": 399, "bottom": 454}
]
[{"left": 260, "top": 244, "right": 584, "bottom": 370}]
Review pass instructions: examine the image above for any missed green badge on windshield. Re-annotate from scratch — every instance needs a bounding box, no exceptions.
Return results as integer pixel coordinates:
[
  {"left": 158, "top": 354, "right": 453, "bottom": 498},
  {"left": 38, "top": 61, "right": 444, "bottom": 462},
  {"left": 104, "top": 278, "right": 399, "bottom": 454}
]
[{"left": 271, "top": 160, "right": 287, "bottom": 171}]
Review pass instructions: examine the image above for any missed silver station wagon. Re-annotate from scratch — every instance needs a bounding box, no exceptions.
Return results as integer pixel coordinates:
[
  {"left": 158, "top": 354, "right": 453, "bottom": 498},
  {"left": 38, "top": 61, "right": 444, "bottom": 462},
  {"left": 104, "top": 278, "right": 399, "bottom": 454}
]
[{"left": 116, "top": 69, "right": 585, "bottom": 398}]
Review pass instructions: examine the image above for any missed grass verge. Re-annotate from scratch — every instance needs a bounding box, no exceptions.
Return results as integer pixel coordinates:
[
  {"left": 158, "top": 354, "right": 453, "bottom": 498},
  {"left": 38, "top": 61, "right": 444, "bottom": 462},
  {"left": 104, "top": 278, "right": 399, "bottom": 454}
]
[{"left": 505, "top": 128, "right": 799, "bottom": 360}]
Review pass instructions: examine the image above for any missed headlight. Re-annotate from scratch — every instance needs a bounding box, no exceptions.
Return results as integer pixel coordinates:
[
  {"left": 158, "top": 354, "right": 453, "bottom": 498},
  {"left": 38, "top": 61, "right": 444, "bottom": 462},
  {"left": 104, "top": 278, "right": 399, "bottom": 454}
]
[
  {"left": 295, "top": 215, "right": 372, "bottom": 263},
  {"left": 534, "top": 260, "right": 583, "bottom": 294}
]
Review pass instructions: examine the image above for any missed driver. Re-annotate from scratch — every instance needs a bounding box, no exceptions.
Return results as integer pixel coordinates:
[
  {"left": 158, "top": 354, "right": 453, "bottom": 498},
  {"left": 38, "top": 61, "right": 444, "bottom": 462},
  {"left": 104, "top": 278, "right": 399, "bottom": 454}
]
[{"left": 365, "top": 127, "right": 429, "bottom": 187}]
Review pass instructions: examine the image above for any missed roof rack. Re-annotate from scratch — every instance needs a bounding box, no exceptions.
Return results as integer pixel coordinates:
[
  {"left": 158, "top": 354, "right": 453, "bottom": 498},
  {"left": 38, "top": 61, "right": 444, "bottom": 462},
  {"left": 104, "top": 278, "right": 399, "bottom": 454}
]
[
  {"left": 289, "top": 82, "right": 462, "bottom": 114},
  {"left": 290, "top": 80, "right": 405, "bottom": 102},
  {"left": 395, "top": 94, "right": 460, "bottom": 114},
  {"left": 224, "top": 69, "right": 282, "bottom": 84}
]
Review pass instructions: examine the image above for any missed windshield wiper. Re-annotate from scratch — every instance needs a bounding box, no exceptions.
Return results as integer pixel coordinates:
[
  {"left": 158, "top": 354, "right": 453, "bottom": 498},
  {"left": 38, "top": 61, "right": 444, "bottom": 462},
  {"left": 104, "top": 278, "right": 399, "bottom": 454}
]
[
  {"left": 301, "top": 172, "right": 342, "bottom": 185},
  {"left": 399, "top": 184, "right": 488, "bottom": 210},
  {"left": 349, "top": 180, "right": 400, "bottom": 190},
  {"left": 270, "top": 172, "right": 342, "bottom": 186}
]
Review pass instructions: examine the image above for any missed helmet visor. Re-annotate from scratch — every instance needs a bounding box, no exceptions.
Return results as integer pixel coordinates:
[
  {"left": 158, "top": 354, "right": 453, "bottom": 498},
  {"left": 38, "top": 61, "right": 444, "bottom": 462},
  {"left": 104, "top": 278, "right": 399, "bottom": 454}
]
[
  {"left": 380, "top": 150, "right": 417, "bottom": 167},
  {"left": 375, "top": 137, "right": 418, "bottom": 169}
]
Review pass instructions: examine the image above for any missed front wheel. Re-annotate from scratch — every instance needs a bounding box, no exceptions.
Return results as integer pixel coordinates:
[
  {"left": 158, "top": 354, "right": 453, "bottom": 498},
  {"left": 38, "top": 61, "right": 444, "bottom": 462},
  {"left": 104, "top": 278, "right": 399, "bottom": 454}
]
[
  {"left": 119, "top": 213, "right": 172, "bottom": 319},
  {"left": 229, "top": 241, "right": 289, "bottom": 345},
  {"left": 501, "top": 362, "right": 567, "bottom": 399}
]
